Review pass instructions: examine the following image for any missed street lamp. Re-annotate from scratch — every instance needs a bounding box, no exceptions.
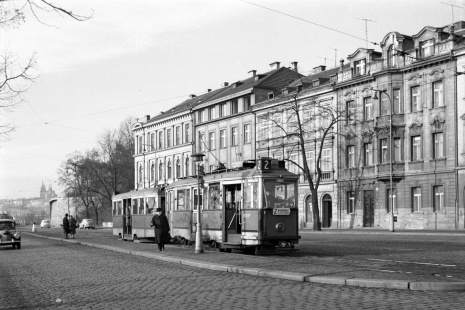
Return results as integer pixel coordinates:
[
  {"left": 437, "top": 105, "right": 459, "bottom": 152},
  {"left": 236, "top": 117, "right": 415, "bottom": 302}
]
[
  {"left": 191, "top": 152, "right": 205, "bottom": 254},
  {"left": 372, "top": 89, "right": 395, "bottom": 232}
]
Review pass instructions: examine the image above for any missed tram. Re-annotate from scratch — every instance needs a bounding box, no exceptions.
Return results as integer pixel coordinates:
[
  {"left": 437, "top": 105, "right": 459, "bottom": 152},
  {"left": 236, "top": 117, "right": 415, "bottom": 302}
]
[{"left": 111, "top": 157, "right": 300, "bottom": 254}]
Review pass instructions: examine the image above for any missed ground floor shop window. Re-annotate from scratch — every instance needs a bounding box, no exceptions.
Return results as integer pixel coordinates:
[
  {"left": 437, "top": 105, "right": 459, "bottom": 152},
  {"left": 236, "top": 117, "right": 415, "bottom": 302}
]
[
  {"left": 347, "top": 191, "right": 355, "bottom": 214},
  {"left": 412, "top": 187, "right": 421, "bottom": 212},
  {"left": 433, "top": 185, "right": 444, "bottom": 212}
]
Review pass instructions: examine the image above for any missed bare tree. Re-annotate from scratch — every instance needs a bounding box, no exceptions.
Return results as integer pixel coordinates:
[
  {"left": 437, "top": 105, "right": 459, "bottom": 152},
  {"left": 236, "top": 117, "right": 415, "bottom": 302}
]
[
  {"left": 0, "top": 1, "right": 92, "bottom": 138},
  {"left": 258, "top": 91, "right": 348, "bottom": 230}
]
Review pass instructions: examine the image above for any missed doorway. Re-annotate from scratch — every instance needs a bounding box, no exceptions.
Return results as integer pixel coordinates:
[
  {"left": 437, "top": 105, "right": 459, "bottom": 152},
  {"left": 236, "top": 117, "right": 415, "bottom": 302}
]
[
  {"left": 225, "top": 184, "right": 242, "bottom": 243},
  {"left": 322, "top": 194, "right": 332, "bottom": 228}
]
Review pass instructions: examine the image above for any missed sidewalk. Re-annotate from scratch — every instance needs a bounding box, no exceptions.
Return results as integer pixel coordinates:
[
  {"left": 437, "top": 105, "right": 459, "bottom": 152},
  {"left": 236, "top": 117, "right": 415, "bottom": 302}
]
[
  {"left": 301, "top": 227, "right": 465, "bottom": 236},
  {"left": 21, "top": 226, "right": 465, "bottom": 292}
]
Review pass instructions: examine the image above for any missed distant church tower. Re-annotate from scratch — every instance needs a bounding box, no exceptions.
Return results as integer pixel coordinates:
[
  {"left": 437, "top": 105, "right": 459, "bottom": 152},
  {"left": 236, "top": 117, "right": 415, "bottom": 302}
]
[{"left": 40, "top": 181, "right": 47, "bottom": 199}]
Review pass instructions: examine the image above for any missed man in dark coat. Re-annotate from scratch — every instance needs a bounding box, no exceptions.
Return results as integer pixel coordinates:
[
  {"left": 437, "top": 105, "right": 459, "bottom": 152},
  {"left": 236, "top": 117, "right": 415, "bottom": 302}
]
[
  {"left": 150, "top": 208, "right": 170, "bottom": 251},
  {"left": 62, "top": 213, "right": 70, "bottom": 239}
]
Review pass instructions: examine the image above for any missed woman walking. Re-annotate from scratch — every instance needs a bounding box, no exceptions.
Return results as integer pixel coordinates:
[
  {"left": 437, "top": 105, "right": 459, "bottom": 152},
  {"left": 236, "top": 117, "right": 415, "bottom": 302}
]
[
  {"left": 69, "top": 215, "right": 77, "bottom": 239},
  {"left": 150, "top": 208, "right": 170, "bottom": 251}
]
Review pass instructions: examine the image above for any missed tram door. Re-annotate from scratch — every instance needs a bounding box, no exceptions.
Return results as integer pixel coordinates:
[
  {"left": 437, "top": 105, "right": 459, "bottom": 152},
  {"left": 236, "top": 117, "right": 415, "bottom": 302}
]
[
  {"left": 123, "top": 199, "right": 132, "bottom": 236},
  {"left": 225, "top": 184, "right": 242, "bottom": 244}
]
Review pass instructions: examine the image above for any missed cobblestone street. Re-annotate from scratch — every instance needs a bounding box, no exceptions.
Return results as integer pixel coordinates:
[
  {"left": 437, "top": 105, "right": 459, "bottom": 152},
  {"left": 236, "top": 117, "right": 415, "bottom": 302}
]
[{"left": 1, "top": 234, "right": 465, "bottom": 310}]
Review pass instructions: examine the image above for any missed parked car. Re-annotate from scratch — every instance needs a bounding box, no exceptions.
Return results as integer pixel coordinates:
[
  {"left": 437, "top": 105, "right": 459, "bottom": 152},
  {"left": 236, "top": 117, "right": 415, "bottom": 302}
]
[
  {"left": 79, "top": 219, "right": 95, "bottom": 229},
  {"left": 40, "top": 220, "right": 51, "bottom": 228},
  {"left": 0, "top": 219, "right": 21, "bottom": 249}
]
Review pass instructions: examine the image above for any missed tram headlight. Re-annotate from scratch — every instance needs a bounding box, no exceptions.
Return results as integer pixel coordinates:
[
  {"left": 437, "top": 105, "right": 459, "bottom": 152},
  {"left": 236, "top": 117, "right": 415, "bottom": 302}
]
[{"left": 275, "top": 223, "right": 285, "bottom": 232}]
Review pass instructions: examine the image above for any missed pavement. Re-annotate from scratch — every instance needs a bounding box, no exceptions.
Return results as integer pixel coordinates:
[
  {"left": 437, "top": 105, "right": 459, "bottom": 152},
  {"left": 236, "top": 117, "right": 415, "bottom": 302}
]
[{"left": 19, "top": 226, "right": 465, "bottom": 292}]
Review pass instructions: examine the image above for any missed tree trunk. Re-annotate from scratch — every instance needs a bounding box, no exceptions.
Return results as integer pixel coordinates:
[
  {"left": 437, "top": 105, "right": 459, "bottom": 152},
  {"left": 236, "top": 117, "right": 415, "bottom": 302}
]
[{"left": 312, "top": 192, "right": 321, "bottom": 231}]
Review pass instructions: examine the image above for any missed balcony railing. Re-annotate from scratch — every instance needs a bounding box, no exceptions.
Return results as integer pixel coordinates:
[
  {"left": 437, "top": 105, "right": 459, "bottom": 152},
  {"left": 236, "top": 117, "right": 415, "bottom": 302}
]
[{"left": 375, "top": 114, "right": 405, "bottom": 128}]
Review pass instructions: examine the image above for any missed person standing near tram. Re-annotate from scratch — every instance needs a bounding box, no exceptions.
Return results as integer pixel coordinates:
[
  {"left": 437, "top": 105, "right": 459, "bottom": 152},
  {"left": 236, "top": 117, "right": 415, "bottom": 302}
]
[{"left": 150, "top": 208, "right": 170, "bottom": 251}]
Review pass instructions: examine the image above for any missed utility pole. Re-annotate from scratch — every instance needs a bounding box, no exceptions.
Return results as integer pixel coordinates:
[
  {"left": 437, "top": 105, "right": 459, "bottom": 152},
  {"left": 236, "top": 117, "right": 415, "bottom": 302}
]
[
  {"left": 355, "top": 18, "right": 376, "bottom": 49},
  {"left": 441, "top": 2, "right": 463, "bottom": 23}
]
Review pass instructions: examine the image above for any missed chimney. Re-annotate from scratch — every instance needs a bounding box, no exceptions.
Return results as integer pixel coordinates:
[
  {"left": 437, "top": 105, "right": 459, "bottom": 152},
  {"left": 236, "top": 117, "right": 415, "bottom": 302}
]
[
  {"left": 449, "top": 24, "right": 456, "bottom": 40},
  {"left": 313, "top": 65, "right": 326, "bottom": 73},
  {"left": 221, "top": 82, "right": 229, "bottom": 87},
  {"left": 138, "top": 115, "right": 150, "bottom": 123},
  {"left": 340, "top": 59, "right": 345, "bottom": 69},
  {"left": 248, "top": 70, "right": 257, "bottom": 77},
  {"left": 189, "top": 94, "right": 196, "bottom": 99},
  {"left": 269, "top": 61, "right": 281, "bottom": 70},
  {"left": 291, "top": 61, "right": 298, "bottom": 72},
  {"left": 207, "top": 89, "right": 212, "bottom": 93}
]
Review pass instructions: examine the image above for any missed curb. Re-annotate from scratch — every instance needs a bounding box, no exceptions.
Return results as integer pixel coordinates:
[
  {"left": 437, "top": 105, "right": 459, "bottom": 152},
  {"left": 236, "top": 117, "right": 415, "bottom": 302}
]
[{"left": 24, "top": 232, "right": 465, "bottom": 292}]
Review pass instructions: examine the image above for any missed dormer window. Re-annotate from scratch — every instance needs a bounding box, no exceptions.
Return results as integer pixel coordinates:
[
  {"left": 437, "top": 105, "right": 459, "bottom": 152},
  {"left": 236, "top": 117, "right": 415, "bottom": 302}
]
[
  {"left": 420, "top": 39, "right": 434, "bottom": 58},
  {"left": 388, "top": 45, "right": 397, "bottom": 67},
  {"left": 354, "top": 59, "right": 366, "bottom": 75},
  {"left": 268, "top": 92, "right": 274, "bottom": 100}
]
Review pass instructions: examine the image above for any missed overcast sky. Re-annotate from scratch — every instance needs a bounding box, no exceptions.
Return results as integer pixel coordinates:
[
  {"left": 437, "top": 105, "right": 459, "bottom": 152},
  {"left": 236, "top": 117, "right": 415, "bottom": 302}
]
[{"left": 0, "top": 0, "right": 460, "bottom": 199}]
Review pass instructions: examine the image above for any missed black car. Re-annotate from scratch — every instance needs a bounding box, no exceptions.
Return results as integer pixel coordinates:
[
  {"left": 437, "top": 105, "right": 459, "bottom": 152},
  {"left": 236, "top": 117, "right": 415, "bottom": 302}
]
[{"left": 0, "top": 219, "right": 21, "bottom": 249}]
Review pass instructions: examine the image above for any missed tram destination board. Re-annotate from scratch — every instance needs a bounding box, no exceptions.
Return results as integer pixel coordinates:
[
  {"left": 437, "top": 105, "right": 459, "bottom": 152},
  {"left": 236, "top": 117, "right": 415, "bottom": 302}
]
[{"left": 273, "top": 207, "right": 290, "bottom": 215}]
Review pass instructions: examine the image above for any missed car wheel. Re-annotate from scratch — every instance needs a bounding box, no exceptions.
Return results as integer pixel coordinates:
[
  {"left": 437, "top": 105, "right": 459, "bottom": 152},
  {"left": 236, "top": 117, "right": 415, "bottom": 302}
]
[{"left": 12, "top": 244, "right": 15, "bottom": 249}]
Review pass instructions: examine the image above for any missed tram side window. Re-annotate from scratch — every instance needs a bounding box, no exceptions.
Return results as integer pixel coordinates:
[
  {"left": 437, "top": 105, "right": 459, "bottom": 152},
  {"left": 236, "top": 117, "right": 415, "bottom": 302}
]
[
  {"left": 146, "top": 197, "right": 155, "bottom": 214},
  {"left": 208, "top": 183, "right": 222, "bottom": 209},
  {"left": 132, "top": 198, "right": 138, "bottom": 215},
  {"left": 139, "top": 198, "right": 144, "bottom": 214},
  {"left": 177, "top": 191, "right": 185, "bottom": 210},
  {"left": 194, "top": 188, "right": 203, "bottom": 211},
  {"left": 112, "top": 202, "right": 116, "bottom": 215},
  {"left": 244, "top": 183, "right": 258, "bottom": 209},
  {"left": 117, "top": 201, "right": 123, "bottom": 215},
  {"left": 264, "top": 181, "right": 296, "bottom": 208},
  {"left": 185, "top": 189, "right": 191, "bottom": 210}
]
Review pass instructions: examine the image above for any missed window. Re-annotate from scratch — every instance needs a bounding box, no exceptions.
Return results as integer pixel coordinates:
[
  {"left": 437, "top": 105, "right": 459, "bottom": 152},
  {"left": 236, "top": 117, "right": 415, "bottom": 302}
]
[
  {"left": 354, "top": 59, "right": 366, "bottom": 75},
  {"left": 393, "top": 89, "right": 402, "bottom": 114},
  {"left": 364, "top": 143, "right": 373, "bottom": 166},
  {"left": 167, "top": 160, "right": 172, "bottom": 179},
  {"left": 243, "top": 96, "right": 251, "bottom": 110},
  {"left": 394, "top": 138, "right": 402, "bottom": 162},
  {"left": 150, "top": 162, "right": 155, "bottom": 182},
  {"left": 138, "top": 164, "right": 142, "bottom": 183},
  {"left": 209, "top": 132, "right": 216, "bottom": 150},
  {"left": 347, "top": 191, "right": 355, "bottom": 213},
  {"left": 209, "top": 106, "right": 216, "bottom": 120},
  {"left": 420, "top": 39, "right": 434, "bottom": 58},
  {"left": 387, "top": 188, "right": 397, "bottom": 213},
  {"left": 243, "top": 124, "right": 251, "bottom": 143},
  {"left": 150, "top": 133, "right": 155, "bottom": 151},
  {"left": 433, "top": 132, "right": 444, "bottom": 159},
  {"left": 268, "top": 92, "right": 274, "bottom": 100},
  {"left": 199, "top": 133, "right": 205, "bottom": 152},
  {"left": 158, "top": 131, "right": 163, "bottom": 149},
  {"left": 347, "top": 145, "right": 355, "bottom": 168},
  {"left": 166, "top": 128, "right": 172, "bottom": 147},
  {"left": 176, "top": 159, "right": 181, "bottom": 178},
  {"left": 220, "top": 129, "right": 226, "bottom": 148},
  {"left": 158, "top": 162, "right": 163, "bottom": 181},
  {"left": 185, "top": 157, "right": 190, "bottom": 177},
  {"left": 175, "top": 127, "right": 180, "bottom": 146},
  {"left": 433, "top": 185, "right": 444, "bottom": 212},
  {"left": 322, "top": 149, "right": 331, "bottom": 171},
  {"left": 184, "top": 123, "right": 190, "bottom": 143},
  {"left": 411, "top": 136, "right": 422, "bottom": 161},
  {"left": 193, "top": 188, "right": 203, "bottom": 211},
  {"left": 364, "top": 97, "right": 372, "bottom": 120},
  {"left": 346, "top": 101, "right": 355, "bottom": 122},
  {"left": 219, "top": 103, "right": 227, "bottom": 117},
  {"left": 433, "top": 81, "right": 444, "bottom": 108},
  {"left": 198, "top": 110, "right": 203, "bottom": 123},
  {"left": 380, "top": 92, "right": 389, "bottom": 116},
  {"left": 289, "top": 153, "right": 298, "bottom": 174},
  {"left": 380, "top": 139, "right": 388, "bottom": 163},
  {"left": 412, "top": 187, "right": 421, "bottom": 212},
  {"left": 307, "top": 151, "right": 315, "bottom": 173},
  {"left": 231, "top": 126, "right": 238, "bottom": 146},
  {"left": 231, "top": 100, "right": 239, "bottom": 114},
  {"left": 138, "top": 136, "right": 143, "bottom": 154},
  {"left": 388, "top": 45, "right": 397, "bottom": 67},
  {"left": 411, "top": 86, "right": 421, "bottom": 112}
]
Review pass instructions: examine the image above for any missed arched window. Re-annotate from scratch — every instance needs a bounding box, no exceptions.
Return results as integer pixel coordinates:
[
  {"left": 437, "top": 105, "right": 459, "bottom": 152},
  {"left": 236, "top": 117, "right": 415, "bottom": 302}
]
[
  {"left": 167, "top": 160, "right": 172, "bottom": 179},
  {"left": 138, "top": 165, "right": 142, "bottom": 183},
  {"left": 388, "top": 45, "right": 397, "bottom": 67},
  {"left": 159, "top": 162, "right": 163, "bottom": 181},
  {"left": 150, "top": 163, "right": 155, "bottom": 182},
  {"left": 185, "top": 157, "right": 190, "bottom": 177},
  {"left": 176, "top": 158, "right": 181, "bottom": 178}
]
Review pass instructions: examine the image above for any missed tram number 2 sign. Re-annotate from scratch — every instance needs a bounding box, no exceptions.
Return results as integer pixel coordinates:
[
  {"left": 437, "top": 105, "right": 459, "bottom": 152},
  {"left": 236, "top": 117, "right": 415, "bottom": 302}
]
[
  {"left": 273, "top": 208, "right": 290, "bottom": 215},
  {"left": 260, "top": 158, "right": 273, "bottom": 170}
]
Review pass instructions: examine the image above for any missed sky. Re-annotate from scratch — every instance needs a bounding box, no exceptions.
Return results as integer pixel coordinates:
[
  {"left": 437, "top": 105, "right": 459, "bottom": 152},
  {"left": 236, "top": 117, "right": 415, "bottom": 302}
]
[{"left": 0, "top": 0, "right": 461, "bottom": 199}]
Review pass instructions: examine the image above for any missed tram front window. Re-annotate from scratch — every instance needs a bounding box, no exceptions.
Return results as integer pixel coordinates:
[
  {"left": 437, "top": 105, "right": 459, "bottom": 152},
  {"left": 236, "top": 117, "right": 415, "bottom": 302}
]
[{"left": 264, "top": 180, "right": 296, "bottom": 209}]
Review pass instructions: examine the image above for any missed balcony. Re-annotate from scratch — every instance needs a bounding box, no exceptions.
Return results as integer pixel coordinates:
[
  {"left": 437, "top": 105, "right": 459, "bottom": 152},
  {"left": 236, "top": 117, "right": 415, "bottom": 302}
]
[
  {"left": 375, "top": 114, "right": 405, "bottom": 128},
  {"left": 377, "top": 162, "right": 405, "bottom": 182}
]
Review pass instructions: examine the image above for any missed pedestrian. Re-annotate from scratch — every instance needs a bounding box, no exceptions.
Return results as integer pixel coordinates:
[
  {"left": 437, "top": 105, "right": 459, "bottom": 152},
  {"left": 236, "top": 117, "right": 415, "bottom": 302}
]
[
  {"left": 150, "top": 208, "right": 170, "bottom": 251},
  {"left": 62, "top": 213, "right": 70, "bottom": 239},
  {"left": 69, "top": 215, "right": 77, "bottom": 239}
]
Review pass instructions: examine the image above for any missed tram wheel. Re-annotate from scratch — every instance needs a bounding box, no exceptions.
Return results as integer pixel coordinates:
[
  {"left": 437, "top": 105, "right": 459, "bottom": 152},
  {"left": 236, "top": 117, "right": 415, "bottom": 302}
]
[{"left": 210, "top": 240, "right": 217, "bottom": 248}]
